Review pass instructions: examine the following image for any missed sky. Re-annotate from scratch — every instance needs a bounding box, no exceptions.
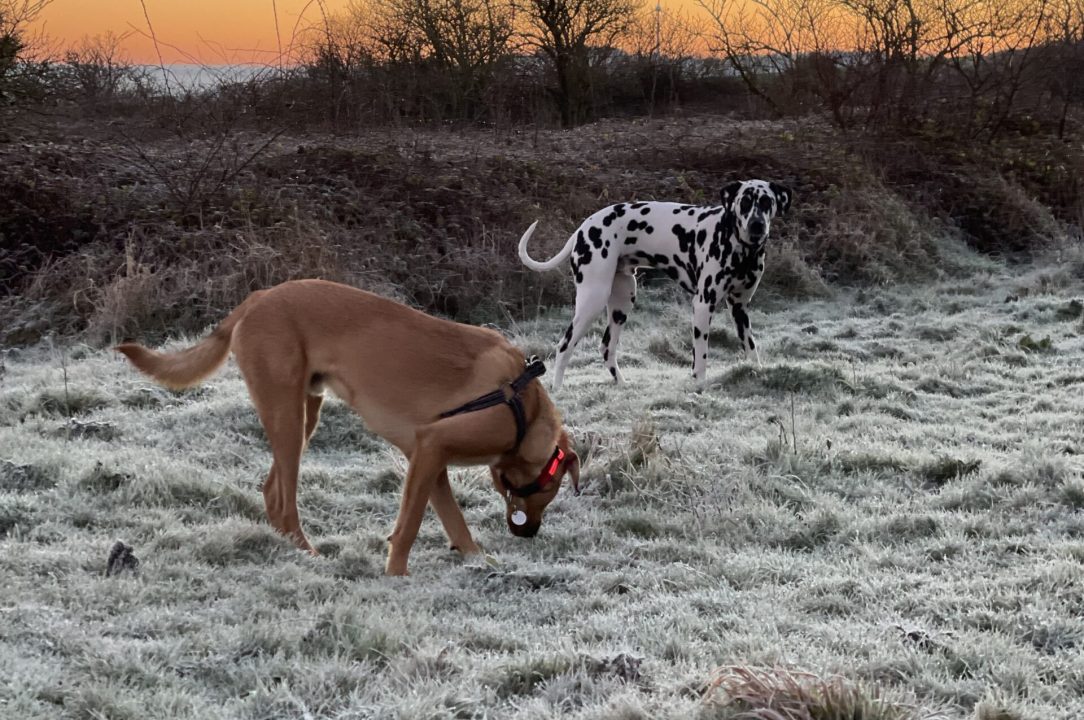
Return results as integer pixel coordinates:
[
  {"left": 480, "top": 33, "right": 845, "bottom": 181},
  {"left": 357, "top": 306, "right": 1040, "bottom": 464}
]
[
  {"left": 32, "top": 0, "right": 722, "bottom": 65},
  {"left": 33, "top": 0, "right": 353, "bottom": 65}
]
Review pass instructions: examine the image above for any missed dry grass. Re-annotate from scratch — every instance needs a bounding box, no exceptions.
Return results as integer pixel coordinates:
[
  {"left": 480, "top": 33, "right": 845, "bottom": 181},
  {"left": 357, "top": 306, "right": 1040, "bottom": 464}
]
[
  {"left": 4, "top": 112, "right": 1072, "bottom": 346},
  {"left": 701, "top": 665, "right": 933, "bottom": 719}
]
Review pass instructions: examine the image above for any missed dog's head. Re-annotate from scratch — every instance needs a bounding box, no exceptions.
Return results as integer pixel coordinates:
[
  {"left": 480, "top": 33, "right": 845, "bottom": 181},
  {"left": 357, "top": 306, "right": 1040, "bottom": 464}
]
[
  {"left": 720, "top": 180, "right": 792, "bottom": 244},
  {"left": 490, "top": 429, "right": 580, "bottom": 538}
]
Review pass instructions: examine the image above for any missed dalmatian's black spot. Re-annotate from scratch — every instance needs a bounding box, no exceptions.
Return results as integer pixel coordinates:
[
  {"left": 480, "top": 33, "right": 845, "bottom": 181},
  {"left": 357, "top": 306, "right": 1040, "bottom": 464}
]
[
  {"left": 613, "top": 310, "right": 627, "bottom": 325},
  {"left": 602, "top": 326, "right": 611, "bottom": 347},
  {"left": 573, "top": 230, "right": 593, "bottom": 274},
  {"left": 636, "top": 250, "right": 669, "bottom": 266},
  {"left": 666, "top": 267, "right": 680, "bottom": 280},
  {"left": 732, "top": 304, "right": 750, "bottom": 342},
  {"left": 624, "top": 236, "right": 639, "bottom": 245},
  {"left": 694, "top": 327, "right": 702, "bottom": 339},
  {"left": 698, "top": 208, "right": 723, "bottom": 222},
  {"left": 601, "top": 204, "right": 628, "bottom": 227},
  {"left": 673, "top": 224, "right": 697, "bottom": 254},
  {"left": 588, "top": 226, "right": 604, "bottom": 249},
  {"left": 627, "top": 219, "right": 650, "bottom": 233},
  {"left": 645, "top": 225, "right": 654, "bottom": 234},
  {"left": 630, "top": 202, "right": 647, "bottom": 209},
  {"left": 601, "top": 248, "right": 608, "bottom": 259},
  {"left": 610, "top": 367, "right": 617, "bottom": 378},
  {"left": 640, "top": 207, "right": 650, "bottom": 215},
  {"left": 559, "top": 323, "right": 573, "bottom": 352}
]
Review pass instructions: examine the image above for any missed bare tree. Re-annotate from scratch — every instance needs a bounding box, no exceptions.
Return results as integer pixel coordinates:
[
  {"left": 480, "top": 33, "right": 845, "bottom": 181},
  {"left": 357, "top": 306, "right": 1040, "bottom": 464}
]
[
  {"left": 516, "top": 0, "right": 639, "bottom": 126},
  {"left": 370, "top": 0, "right": 516, "bottom": 117},
  {"left": 698, "top": 0, "right": 864, "bottom": 122},
  {"left": 0, "top": 0, "right": 52, "bottom": 96},
  {"left": 1039, "top": 0, "right": 1084, "bottom": 137},
  {"left": 62, "top": 32, "right": 149, "bottom": 104},
  {"left": 627, "top": 4, "right": 699, "bottom": 114}
]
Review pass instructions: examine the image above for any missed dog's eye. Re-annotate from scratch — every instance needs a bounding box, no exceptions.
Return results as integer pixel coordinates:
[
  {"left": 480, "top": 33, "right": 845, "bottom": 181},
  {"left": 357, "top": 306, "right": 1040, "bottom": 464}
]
[
  {"left": 759, "top": 196, "right": 773, "bottom": 213},
  {"left": 740, "top": 196, "right": 753, "bottom": 214}
]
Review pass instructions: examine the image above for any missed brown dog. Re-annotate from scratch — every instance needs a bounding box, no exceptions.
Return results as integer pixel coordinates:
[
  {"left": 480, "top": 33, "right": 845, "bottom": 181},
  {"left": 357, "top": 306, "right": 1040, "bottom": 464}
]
[{"left": 116, "top": 279, "right": 579, "bottom": 575}]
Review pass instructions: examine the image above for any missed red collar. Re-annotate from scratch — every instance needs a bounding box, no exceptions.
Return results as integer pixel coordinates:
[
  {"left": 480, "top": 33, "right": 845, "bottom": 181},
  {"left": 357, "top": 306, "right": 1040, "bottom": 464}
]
[{"left": 502, "top": 447, "right": 564, "bottom": 498}]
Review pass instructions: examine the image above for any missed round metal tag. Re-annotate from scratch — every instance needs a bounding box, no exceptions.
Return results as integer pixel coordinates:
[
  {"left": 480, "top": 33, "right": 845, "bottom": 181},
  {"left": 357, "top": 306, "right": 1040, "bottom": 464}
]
[{"left": 511, "top": 510, "right": 527, "bottom": 526}]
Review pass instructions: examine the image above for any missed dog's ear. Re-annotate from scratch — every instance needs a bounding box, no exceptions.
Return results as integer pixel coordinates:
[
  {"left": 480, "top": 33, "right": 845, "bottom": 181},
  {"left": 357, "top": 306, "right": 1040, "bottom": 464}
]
[
  {"left": 558, "top": 430, "right": 581, "bottom": 495},
  {"left": 719, "top": 181, "right": 744, "bottom": 208},
  {"left": 769, "top": 182, "right": 793, "bottom": 216}
]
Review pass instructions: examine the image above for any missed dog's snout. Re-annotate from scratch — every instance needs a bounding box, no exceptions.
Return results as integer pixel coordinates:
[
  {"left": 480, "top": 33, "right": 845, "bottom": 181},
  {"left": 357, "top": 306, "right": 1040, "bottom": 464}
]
[
  {"left": 749, "top": 218, "right": 767, "bottom": 234},
  {"left": 509, "top": 520, "right": 541, "bottom": 538}
]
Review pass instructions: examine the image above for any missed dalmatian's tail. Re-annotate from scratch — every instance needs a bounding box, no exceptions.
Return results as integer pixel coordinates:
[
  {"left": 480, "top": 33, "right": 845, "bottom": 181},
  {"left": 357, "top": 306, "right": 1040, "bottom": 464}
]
[{"left": 518, "top": 220, "right": 577, "bottom": 272}]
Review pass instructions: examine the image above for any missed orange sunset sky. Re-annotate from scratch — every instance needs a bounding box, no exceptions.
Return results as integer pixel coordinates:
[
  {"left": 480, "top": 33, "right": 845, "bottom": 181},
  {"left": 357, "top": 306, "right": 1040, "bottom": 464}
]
[
  {"left": 35, "top": 0, "right": 355, "bottom": 65},
  {"left": 34, "top": 0, "right": 708, "bottom": 65}
]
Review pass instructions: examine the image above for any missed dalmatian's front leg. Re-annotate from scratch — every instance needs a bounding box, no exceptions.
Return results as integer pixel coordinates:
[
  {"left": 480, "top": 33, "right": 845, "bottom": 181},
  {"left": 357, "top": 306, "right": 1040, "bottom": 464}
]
[
  {"left": 691, "top": 298, "right": 712, "bottom": 382},
  {"left": 730, "top": 300, "right": 761, "bottom": 366}
]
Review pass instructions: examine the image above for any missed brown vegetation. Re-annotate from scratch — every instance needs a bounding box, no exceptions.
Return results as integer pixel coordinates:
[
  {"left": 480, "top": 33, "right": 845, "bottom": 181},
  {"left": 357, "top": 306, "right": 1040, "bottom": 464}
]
[{"left": 0, "top": 0, "right": 1082, "bottom": 345}]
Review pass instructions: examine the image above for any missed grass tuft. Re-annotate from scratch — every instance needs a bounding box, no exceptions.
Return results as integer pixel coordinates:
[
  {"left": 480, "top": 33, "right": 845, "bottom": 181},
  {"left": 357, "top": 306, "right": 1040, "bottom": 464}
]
[
  {"left": 1016, "top": 334, "right": 1055, "bottom": 353},
  {"left": 301, "top": 608, "right": 401, "bottom": 664},
  {"left": 26, "top": 388, "right": 112, "bottom": 418},
  {"left": 718, "top": 363, "right": 845, "bottom": 395},
  {"left": 918, "top": 457, "right": 982, "bottom": 486},
  {"left": 78, "top": 461, "right": 130, "bottom": 493},
  {"left": 701, "top": 665, "right": 922, "bottom": 720},
  {"left": 0, "top": 460, "right": 55, "bottom": 492},
  {"left": 194, "top": 522, "right": 298, "bottom": 566},
  {"left": 0, "top": 495, "right": 38, "bottom": 538},
  {"left": 1054, "top": 298, "right": 1083, "bottom": 321}
]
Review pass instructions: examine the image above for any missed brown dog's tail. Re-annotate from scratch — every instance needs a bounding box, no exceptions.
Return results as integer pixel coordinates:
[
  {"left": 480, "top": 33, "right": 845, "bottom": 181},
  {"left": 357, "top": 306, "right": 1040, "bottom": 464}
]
[{"left": 115, "top": 290, "right": 265, "bottom": 390}]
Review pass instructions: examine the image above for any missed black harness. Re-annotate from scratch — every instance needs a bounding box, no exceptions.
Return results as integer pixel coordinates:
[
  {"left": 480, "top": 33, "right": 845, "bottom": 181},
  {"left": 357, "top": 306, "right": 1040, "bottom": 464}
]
[
  {"left": 439, "top": 356, "right": 546, "bottom": 450},
  {"left": 438, "top": 356, "right": 563, "bottom": 500}
]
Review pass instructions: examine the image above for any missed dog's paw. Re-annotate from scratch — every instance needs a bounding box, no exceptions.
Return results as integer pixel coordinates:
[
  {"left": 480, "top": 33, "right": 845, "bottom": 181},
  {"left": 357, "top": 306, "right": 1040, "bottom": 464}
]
[
  {"left": 687, "top": 373, "right": 709, "bottom": 393},
  {"left": 449, "top": 540, "right": 482, "bottom": 556},
  {"left": 384, "top": 559, "right": 410, "bottom": 576}
]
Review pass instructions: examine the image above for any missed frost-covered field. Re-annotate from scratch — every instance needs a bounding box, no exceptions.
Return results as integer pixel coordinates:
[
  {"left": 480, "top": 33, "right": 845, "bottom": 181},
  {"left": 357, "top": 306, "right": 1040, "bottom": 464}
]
[{"left": 1, "top": 264, "right": 1083, "bottom": 719}]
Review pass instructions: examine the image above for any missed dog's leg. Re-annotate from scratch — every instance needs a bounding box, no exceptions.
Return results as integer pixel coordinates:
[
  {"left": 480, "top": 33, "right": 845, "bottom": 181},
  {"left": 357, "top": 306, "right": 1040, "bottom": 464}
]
[
  {"left": 691, "top": 299, "right": 713, "bottom": 382},
  {"left": 552, "top": 281, "right": 609, "bottom": 390},
  {"left": 303, "top": 394, "right": 324, "bottom": 449},
  {"left": 730, "top": 301, "right": 761, "bottom": 366},
  {"left": 429, "top": 469, "right": 481, "bottom": 556},
  {"left": 256, "top": 390, "right": 317, "bottom": 555},
  {"left": 239, "top": 342, "right": 318, "bottom": 554},
  {"left": 386, "top": 427, "right": 448, "bottom": 576},
  {"left": 602, "top": 271, "right": 636, "bottom": 384}
]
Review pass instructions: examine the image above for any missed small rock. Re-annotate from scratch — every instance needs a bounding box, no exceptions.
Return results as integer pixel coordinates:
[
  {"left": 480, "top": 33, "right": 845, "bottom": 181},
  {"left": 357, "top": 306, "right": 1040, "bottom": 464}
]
[{"left": 106, "top": 541, "right": 140, "bottom": 577}]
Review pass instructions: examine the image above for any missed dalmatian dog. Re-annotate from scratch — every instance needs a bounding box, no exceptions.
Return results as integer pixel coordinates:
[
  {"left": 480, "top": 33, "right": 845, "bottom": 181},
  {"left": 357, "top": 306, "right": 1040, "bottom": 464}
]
[{"left": 518, "top": 179, "right": 792, "bottom": 390}]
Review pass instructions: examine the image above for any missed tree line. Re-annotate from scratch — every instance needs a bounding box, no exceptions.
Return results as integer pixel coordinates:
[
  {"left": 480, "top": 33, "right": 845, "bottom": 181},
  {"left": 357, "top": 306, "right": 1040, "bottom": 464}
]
[{"left": 2, "top": 0, "right": 1083, "bottom": 135}]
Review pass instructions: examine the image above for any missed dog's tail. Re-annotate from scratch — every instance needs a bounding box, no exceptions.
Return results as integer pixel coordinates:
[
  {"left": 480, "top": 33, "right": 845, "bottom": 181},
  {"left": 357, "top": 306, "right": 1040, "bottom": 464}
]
[
  {"left": 115, "top": 290, "right": 266, "bottom": 390},
  {"left": 518, "top": 220, "right": 577, "bottom": 272}
]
